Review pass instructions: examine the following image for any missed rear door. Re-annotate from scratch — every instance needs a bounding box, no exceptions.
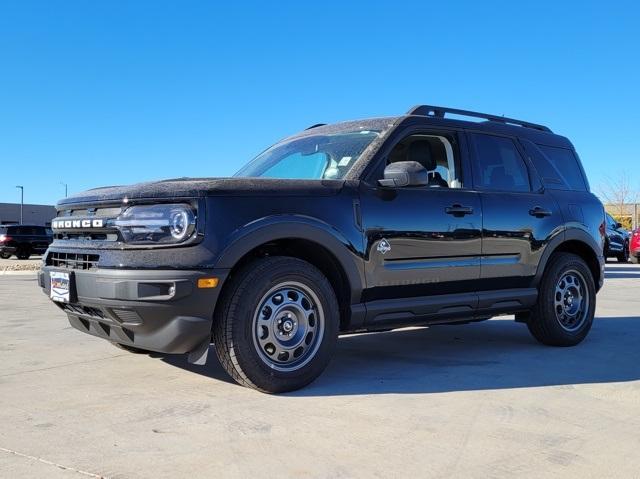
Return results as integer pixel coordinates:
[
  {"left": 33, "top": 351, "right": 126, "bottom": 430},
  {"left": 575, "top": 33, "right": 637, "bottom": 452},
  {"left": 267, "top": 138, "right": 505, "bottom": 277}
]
[{"left": 468, "top": 132, "right": 563, "bottom": 287}]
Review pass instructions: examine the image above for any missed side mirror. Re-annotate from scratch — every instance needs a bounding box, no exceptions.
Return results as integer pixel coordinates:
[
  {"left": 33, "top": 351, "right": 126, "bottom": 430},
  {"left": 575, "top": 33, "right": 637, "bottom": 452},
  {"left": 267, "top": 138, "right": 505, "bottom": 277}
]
[
  {"left": 615, "top": 222, "right": 623, "bottom": 229},
  {"left": 378, "top": 161, "right": 428, "bottom": 188}
]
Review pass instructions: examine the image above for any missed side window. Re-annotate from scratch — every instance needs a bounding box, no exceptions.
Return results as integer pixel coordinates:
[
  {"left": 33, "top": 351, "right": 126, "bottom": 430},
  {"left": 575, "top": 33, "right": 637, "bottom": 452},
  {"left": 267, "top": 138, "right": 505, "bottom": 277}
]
[
  {"left": 471, "top": 133, "right": 530, "bottom": 192},
  {"left": 384, "top": 133, "right": 461, "bottom": 188},
  {"left": 520, "top": 139, "right": 587, "bottom": 191},
  {"left": 537, "top": 145, "right": 587, "bottom": 191}
]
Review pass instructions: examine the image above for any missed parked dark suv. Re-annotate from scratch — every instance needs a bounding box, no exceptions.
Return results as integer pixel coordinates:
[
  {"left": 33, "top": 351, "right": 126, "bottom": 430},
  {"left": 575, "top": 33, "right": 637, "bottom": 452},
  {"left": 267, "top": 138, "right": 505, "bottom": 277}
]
[
  {"left": 603, "top": 213, "right": 630, "bottom": 262},
  {"left": 39, "top": 105, "right": 605, "bottom": 393},
  {"left": 0, "top": 225, "right": 52, "bottom": 259}
]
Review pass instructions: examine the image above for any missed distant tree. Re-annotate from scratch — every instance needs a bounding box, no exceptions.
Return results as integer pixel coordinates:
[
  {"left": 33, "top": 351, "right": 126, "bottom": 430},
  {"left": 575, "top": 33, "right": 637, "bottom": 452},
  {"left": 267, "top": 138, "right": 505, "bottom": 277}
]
[{"left": 597, "top": 171, "right": 637, "bottom": 221}]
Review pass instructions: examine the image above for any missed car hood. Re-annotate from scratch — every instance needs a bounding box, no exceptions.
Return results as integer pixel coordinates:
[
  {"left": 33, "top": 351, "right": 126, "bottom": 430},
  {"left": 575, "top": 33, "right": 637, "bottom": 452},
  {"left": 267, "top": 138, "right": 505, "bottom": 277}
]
[{"left": 57, "top": 177, "right": 347, "bottom": 207}]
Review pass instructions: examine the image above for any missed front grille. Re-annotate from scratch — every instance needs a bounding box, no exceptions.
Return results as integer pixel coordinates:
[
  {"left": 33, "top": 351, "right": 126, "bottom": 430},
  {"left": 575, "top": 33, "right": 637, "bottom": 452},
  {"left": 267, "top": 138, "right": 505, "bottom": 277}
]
[
  {"left": 47, "top": 252, "right": 100, "bottom": 270},
  {"left": 54, "top": 232, "right": 116, "bottom": 241}
]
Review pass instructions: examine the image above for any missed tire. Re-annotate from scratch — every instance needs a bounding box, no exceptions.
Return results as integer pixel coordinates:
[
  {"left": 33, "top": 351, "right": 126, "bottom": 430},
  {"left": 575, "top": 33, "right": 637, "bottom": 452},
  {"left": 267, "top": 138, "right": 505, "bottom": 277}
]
[
  {"left": 527, "top": 253, "right": 596, "bottom": 346},
  {"left": 0, "top": 253, "right": 11, "bottom": 259},
  {"left": 16, "top": 245, "right": 31, "bottom": 260},
  {"left": 213, "top": 256, "right": 339, "bottom": 393},
  {"left": 111, "top": 342, "right": 150, "bottom": 354},
  {"left": 617, "top": 243, "right": 629, "bottom": 263}
]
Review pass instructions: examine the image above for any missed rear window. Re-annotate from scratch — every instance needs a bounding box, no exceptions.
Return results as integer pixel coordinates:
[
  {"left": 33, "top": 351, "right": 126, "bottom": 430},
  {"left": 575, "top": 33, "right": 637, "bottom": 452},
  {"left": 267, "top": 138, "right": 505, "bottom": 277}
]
[{"left": 521, "top": 140, "right": 587, "bottom": 191}]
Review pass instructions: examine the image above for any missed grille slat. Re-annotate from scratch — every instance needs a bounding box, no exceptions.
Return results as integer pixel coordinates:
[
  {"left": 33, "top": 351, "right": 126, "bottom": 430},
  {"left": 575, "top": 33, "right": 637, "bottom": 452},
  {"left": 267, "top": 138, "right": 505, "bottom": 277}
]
[
  {"left": 58, "top": 303, "right": 105, "bottom": 320},
  {"left": 47, "top": 252, "right": 99, "bottom": 270}
]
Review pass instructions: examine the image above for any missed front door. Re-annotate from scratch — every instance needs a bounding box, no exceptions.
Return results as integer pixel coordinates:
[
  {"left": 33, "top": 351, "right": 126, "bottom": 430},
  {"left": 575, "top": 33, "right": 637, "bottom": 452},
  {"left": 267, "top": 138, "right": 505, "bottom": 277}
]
[{"left": 359, "top": 131, "right": 482, "bottom": 300}]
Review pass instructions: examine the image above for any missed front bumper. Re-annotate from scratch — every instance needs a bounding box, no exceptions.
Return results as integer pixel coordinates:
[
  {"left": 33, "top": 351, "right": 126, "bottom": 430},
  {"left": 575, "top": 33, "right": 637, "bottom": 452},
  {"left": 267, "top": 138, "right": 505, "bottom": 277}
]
[{"left": 39, "top": 266, "right": 229, "bottom": 354}]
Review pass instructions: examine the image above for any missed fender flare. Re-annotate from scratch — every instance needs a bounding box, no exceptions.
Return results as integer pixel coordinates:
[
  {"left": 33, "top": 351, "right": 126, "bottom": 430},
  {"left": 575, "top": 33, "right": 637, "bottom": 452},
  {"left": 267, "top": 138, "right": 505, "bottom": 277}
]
[
  {"left": 214, "top": 216, "right": 365, "bottom": 302},
  {"left": 532, "top": 226, "right": 604, "bottom": 288}
]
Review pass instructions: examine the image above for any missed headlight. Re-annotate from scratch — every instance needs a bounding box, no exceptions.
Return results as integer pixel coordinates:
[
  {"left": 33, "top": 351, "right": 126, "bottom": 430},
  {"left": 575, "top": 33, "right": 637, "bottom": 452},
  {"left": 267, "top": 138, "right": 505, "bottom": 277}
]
[{"left": 114, "top": 204, "right": 197, "bottom": 244}]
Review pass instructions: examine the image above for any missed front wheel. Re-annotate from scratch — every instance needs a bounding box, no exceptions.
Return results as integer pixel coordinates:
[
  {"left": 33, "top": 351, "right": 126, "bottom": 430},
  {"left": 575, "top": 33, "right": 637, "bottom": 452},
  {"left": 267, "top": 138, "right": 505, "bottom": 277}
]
[
  {"left": 213, "top": 256, "right": 339, "bottom": 393},
  {"left": 527, "top": 253, "right": 596, "bottom": 346}
]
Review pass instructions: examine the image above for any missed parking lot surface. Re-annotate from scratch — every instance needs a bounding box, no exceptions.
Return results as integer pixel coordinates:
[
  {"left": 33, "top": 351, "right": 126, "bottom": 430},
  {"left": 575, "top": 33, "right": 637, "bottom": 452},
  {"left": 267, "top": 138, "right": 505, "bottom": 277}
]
[
  {"left": 1, "top": 263, "right": 639, "bottom": 478},
  {"left": 0, "top": 257, "right": 42, "bottom": 272}
]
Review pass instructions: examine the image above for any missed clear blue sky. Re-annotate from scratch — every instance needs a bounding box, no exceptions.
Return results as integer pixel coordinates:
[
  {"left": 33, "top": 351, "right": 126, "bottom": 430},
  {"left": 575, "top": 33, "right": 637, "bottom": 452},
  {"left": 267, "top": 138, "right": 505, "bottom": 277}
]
[{"left": 1, "top": 1, "right": 638, "bottom": 205}]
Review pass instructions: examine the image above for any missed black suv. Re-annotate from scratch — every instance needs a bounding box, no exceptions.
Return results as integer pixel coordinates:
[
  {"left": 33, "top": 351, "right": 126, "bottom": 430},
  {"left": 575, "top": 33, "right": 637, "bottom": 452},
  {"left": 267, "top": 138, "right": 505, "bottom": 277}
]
[
  {"left": 39, "top": 105, "right": 605, "bottom": 393},
  {"left": 603, "top": 213, "right": 630, "bottom": 262},
  {"left": 0, "top": 224, "right": 52, "bottom": 259}
]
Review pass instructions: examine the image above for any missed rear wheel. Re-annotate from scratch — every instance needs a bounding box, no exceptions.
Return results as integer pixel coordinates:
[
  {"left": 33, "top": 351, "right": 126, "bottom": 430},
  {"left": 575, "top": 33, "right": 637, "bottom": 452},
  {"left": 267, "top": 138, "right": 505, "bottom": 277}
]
[
  {"left": 617, "top": 243, "right": 629, "bottom": 263},
  {"left": 213, "top": 256, "right": 339, "bottom": 393},
  {"left": 0, "top": 252, "right": 11, "bottom": 259},
  {"left": 527, "top": 253, "right": 595, "bottom": 346}
]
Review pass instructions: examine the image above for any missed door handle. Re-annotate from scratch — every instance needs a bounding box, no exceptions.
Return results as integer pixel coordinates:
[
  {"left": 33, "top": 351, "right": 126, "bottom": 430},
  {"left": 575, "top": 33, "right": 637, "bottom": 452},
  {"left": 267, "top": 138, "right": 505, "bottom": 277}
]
[
  {"left": 445, "top": 204, "right": 474, "bottom": 216},
  {"left": 529, "top": 206, "right": 552, "bottom": 218}
]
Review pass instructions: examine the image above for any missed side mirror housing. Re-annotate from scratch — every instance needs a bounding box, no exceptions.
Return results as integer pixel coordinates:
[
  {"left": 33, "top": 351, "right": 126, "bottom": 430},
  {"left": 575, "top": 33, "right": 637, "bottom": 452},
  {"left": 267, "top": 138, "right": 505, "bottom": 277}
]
[
  {"left": 378, "top": 161, "right": 428, "bottom": 188},
  {"left": 615, "top": 222, "right": 623, "bottom": 229}
]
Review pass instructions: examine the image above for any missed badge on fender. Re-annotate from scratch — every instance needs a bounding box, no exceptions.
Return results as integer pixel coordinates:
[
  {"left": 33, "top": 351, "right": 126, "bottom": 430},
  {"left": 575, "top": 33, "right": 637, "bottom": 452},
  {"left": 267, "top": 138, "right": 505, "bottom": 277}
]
[{"left": 377, "top": 239, "right": 391, "bottom": 255}]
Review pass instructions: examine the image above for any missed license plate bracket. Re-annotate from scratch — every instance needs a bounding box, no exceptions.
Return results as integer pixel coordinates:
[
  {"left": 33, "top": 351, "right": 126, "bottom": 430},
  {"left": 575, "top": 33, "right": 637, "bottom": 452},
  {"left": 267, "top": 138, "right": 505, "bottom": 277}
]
[{"left": 50, "top": 271, "right": 74, "bottom": 303}]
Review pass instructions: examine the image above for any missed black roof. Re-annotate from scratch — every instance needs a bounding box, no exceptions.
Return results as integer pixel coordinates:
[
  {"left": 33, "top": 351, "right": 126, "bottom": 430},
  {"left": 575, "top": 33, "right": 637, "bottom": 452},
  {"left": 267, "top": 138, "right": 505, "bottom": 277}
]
[
  {"left": 301, "top": 105, "right": 573, "bottom": 149},
  {"left": 402, "top": 104, "right": 572, "bottom": 148}
]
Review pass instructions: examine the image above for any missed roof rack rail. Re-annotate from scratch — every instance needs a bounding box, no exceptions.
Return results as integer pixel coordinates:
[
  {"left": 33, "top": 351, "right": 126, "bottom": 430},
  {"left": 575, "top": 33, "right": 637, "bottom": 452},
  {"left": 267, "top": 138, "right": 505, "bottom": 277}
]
[
  {"left": 305, "top": 123, "right": 326, "bottom": 130},
  {"left": 407, "top": 105, "right": 552, "bottom": 133}
]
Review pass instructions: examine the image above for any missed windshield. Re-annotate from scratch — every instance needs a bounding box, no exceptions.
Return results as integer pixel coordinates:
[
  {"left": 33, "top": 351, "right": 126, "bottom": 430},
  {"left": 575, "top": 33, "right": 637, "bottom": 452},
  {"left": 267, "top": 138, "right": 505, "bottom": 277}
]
[{"left": 235, "top": 130, "right": 380, "bottom": 180}]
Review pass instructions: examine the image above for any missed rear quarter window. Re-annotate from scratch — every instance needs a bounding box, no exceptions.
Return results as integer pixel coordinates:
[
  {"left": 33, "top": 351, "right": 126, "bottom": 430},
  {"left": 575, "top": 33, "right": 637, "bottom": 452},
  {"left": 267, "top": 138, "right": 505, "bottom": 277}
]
[{"left": 520, "top": 139, "right": 587, "bottom": 191}]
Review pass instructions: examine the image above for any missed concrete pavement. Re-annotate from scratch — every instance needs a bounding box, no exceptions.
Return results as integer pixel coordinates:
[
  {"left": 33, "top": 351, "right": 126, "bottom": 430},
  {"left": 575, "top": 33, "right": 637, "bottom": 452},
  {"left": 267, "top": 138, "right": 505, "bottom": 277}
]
[{"left": 1, "top": 263, "right": 639, "bottom": 478}]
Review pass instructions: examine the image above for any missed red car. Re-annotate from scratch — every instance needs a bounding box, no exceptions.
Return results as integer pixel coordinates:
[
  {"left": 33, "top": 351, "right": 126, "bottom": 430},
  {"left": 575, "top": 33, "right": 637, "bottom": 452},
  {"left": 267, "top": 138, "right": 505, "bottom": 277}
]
[{"left": 631, "top": 228, "right": 640, "bottom": 264}]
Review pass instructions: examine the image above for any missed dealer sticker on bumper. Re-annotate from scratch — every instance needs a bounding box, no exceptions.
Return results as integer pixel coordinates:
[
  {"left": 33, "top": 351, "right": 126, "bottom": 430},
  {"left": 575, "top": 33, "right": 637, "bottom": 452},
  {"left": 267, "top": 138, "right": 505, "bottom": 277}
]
[{"left": 50, "top": 271, "right": 71, "bottom": 303}]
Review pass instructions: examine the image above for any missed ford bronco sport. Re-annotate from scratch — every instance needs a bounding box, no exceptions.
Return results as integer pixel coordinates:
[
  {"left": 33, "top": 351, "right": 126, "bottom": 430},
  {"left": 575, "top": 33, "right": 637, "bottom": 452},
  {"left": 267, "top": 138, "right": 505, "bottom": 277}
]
[{"left": 39, "top": 105, "right": 605, "bottom": 393}]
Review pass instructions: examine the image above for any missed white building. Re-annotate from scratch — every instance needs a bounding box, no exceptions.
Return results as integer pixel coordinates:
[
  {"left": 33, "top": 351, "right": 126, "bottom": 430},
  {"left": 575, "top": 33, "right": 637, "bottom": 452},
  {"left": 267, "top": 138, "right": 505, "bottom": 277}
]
[{"left": 0, "top": 203, "right": 57, "bottom": 226}]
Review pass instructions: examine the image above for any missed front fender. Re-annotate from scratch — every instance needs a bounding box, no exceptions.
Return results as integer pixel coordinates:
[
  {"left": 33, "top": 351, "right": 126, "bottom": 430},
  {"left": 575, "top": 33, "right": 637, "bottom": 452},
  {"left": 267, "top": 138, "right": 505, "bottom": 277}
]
[{"left": 214, "top": 215, "right": 366, "bottom": 302}]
